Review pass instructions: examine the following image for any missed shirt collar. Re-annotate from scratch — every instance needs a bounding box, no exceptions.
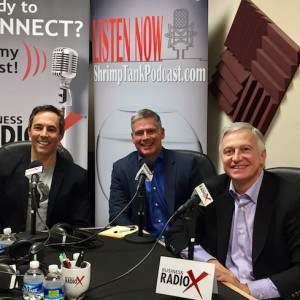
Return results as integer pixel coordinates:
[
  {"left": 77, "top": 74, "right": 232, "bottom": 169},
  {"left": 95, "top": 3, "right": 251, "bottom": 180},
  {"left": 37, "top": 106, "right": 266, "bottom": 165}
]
[
  {"left": 229, "top": 170, "right": 264, "bottom": 204},
  {"left": 137, "top": 148, "right": 164, "bottom": 163}
]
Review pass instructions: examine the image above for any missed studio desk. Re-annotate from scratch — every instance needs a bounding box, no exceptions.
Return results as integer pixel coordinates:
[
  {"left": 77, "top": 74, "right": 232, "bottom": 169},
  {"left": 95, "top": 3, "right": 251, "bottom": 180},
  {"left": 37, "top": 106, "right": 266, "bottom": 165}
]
[{"left": 1, "top": 229, "right": 256, "bottom": 300}]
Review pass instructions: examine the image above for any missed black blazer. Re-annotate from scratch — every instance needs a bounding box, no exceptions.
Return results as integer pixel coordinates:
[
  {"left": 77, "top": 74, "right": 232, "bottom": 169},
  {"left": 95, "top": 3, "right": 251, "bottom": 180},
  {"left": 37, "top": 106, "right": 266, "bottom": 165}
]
[
  {"left": 0, "top": 146, "right": 92, "bottom": 232},
  {"left": 166, "top": 171, "right": 300, "bottom": 300},
  {"left": 109, "top": 148, "right": 204, "bottom": 225}
]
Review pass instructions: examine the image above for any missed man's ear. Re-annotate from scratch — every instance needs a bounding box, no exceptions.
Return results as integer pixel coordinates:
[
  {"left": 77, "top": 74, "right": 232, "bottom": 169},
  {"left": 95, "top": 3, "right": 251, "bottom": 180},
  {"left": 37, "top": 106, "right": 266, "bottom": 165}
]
[
  {"left": 131, "top": 132, "right": 135, "bottom": 144},
  {"left": 160, "top": 127, "right": 165, "bottom": 140},
  {"left": 58, "top": 131, "right": 65, "bottom": 142},
  {"left": 27, "top": 127, "right": 32, "bottom": 138}
]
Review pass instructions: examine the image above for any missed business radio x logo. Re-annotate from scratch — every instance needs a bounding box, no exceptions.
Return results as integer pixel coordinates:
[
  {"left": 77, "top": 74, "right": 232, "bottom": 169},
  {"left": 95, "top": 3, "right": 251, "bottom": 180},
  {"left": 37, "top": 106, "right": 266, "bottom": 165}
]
[
  {"left": 76, "top": 276, "right": 85, "bottom": 287},
  {"left": 203, "top": 193, "right": 211, "bottom": 203},
  {"left": 65, "top": 275, "right": 85, "bottom": 286},
  {"left": 183, "top": 270, "right": 208, "bottom": 298}
]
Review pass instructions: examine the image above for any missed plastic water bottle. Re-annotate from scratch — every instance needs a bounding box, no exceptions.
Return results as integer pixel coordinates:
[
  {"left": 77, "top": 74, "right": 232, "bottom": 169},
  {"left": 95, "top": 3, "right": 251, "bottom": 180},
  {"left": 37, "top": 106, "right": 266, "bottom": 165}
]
[
  {"left": 0, "top": 227, "right": 16, "bottom": 253},
  {"left": 22, "top": 261, "right": 44, "bottom": 300},
  {"left": 43, "top": 264, "right": 64, "bottom": 300}
]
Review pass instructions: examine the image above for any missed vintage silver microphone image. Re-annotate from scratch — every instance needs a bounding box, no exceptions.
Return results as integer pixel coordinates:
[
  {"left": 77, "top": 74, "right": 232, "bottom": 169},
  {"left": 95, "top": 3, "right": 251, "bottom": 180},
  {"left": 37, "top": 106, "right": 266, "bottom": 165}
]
[{"left": 51, "top": 47, "right": 78, "bottom": 112}]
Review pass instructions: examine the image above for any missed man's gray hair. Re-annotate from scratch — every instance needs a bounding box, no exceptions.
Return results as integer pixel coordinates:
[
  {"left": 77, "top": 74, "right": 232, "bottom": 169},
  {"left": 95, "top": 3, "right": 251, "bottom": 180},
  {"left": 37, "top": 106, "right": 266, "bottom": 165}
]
[
  {"left": 219, "top": 122, "right": 265, "bottom": 153},
  {"left": 131, "top": 109, "right": 162, "bottom": 132}
]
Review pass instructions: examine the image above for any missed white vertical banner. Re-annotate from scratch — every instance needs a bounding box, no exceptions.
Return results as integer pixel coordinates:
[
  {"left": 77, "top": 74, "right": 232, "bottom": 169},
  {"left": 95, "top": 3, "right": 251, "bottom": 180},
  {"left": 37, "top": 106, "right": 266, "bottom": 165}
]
[
  {"left": 0, "top": 0, "right": 90, "bottom": 168},
  {"left": 91, "top": 0, "right": 208, "bottom": 225}
]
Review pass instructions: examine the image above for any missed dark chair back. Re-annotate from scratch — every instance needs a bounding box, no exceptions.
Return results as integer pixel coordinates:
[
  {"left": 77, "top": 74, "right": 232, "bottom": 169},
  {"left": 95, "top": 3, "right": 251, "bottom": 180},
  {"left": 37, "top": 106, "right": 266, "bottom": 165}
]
[
  {"left": 0, "top": 140, "right": 74, "bottom": 163},
  {"left": 267, "top": 167, "right": 300, "bottom": 186},
  {"left": 174, "top": 149, "right": 218, "bottom": 179}
]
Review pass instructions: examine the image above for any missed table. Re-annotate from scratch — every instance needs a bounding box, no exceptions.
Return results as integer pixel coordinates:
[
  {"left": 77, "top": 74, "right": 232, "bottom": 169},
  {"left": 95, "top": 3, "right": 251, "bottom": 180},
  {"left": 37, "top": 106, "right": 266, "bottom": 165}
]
[
  {"left": 1, "top": 231, "right": 253, "bottom": 300},
  {"left": 44, "top": 233, "right": 251, "bottom": 300}
]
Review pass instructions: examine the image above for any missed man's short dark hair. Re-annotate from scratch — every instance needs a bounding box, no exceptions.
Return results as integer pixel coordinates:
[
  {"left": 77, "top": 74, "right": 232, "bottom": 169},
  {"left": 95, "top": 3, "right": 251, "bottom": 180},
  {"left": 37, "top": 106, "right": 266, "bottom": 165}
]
[{"left": 28, "top": 105, "right": 65, "bottom": 135}]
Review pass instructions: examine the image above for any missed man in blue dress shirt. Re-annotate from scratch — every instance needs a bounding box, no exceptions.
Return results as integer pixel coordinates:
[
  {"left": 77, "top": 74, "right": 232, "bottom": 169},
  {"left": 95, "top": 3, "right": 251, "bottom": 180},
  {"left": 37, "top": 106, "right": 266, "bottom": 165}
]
[{"left": 109, "top": 108, "right": 204, "bottom": 240}]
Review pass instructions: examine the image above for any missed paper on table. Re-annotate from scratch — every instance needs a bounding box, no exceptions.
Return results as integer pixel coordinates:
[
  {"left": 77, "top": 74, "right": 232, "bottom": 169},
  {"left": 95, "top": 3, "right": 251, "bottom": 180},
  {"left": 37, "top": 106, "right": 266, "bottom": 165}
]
[{"left": 98, "top": 225, "right": 138, "bottom": 239}]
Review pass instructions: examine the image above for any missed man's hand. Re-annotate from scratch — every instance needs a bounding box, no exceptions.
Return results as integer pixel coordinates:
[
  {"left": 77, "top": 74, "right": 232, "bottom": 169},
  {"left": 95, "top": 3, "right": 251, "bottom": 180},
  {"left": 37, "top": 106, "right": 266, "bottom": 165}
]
[{"left": 208, "top": 259, "right": 250, "bottom": 294}]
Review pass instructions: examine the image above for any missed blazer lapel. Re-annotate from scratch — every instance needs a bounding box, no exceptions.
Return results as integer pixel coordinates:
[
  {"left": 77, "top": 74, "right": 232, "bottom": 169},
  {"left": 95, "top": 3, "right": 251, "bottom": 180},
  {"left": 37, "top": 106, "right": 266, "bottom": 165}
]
[
  {"left": 14, "top": 151, "right": 31, "bottom": 225},
  {"left": 164, "top": 149, "right": 176, "bottom": 215},
  {"left": 47, "top": 155, "right": 65, "bottom": 219},
  {"left": 252, "top": 172, "right": 276, "bottom": 263},
  {"left": 216, "top": 190, "right": 235, "bottom": 263}
]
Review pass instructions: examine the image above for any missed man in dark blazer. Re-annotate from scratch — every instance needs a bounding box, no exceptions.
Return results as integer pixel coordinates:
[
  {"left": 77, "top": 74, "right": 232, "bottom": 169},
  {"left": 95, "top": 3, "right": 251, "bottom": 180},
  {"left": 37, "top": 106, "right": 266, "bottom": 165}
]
[
  {"left": 109, "top": 109, "right": 204, "bottom": 239},
  {"left": 0, "top": 105, "right": 92, "bottom": 233},
  {"left": 166, "top": 122, "right": 300, "bottom": 299}
]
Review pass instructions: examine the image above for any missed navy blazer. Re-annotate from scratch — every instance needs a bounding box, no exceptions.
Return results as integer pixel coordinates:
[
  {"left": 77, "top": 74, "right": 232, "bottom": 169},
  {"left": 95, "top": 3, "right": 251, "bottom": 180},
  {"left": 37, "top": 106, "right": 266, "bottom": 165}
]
[
  {"left": 166, "top": 171, "right": 300, "bottom": 299},
  {"left": 109, "top": 148, "right": 204, "bottom": 226},
  {"left": 0, "top": 146, "right": 92, "bottom": 232}
]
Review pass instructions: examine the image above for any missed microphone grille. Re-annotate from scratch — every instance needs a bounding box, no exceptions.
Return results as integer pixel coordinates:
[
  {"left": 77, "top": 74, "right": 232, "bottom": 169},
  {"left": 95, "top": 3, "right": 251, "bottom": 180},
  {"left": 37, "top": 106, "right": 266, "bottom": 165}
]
[
  {"left": 174, "top": 8, "right": 189, "bottom": 29},
  {"left": 51, "top": 47, "right": 78, "bottom": 79}
]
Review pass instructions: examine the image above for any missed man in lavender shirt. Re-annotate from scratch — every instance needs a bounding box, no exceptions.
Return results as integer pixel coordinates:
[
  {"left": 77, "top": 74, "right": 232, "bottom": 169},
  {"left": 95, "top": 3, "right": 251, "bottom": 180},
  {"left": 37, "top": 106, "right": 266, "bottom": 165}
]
[{"left": 166, "top": 122, "right": 300, "bottom": 300}]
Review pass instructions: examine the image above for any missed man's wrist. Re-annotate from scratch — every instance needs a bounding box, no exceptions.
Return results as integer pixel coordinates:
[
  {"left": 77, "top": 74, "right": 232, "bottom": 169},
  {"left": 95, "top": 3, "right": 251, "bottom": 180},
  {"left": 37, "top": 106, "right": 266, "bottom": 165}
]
[{"left": 238, "top": 282, "right": 250, "bottom": 294}]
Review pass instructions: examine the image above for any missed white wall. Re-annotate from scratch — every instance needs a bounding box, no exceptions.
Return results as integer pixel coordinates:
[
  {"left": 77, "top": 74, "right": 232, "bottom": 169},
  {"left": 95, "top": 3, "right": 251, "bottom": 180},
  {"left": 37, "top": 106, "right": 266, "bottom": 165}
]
[{"left": 208, "top": 0, "right": 300, "bottom": 172}]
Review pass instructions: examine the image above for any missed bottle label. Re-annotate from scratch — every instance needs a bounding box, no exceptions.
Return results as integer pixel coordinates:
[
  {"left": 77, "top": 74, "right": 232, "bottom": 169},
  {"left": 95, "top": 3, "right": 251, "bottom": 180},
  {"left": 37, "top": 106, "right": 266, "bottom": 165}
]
[
  {"left": 0, "top": 242, "right": 10, "bottom": 247},
  {"left": 0, "top": 241, "right": 11, "bottom": 253},
  {"left": 23, "top": 282, "right": 43, "bottom": 294},
  {"left": 44, "top": 287, "right": 64, "bottom": 299}
]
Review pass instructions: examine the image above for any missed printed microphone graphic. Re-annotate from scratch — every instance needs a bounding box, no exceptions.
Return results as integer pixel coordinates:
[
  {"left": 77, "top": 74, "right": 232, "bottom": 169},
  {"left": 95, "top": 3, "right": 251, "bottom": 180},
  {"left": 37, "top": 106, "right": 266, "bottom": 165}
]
[{"left": 51, "top": 47, "right": 78, "bottom": 108}]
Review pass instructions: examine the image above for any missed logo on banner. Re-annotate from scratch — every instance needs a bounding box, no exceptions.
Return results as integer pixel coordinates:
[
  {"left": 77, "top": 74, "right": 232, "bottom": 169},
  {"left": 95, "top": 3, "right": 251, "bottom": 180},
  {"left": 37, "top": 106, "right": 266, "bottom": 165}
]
[
  {"left": 165, "top": 9, "right": 197, "bottom": 59},
  {"left": 92, "top": 7, "right": 206, "bottom": 85},
  {"left": 156, "top": 256, "right": 217, "bottom": 300},
  {"left": 22, "top": 41, "right": 47, "bottom": 81},
  {"left": 65, "top": 275, "right": 85, "bottom": 286},
  {"left": 92, "top": 8, "right": 198, "bottom": 63}
]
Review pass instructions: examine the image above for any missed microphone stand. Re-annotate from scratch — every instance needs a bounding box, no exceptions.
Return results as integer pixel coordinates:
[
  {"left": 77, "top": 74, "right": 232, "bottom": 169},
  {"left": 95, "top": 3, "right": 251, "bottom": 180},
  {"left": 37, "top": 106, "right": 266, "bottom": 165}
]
[
  {"left": 184, "top": 206, "right": 196, "bottom": 260},
  {"left": 30, "top": 181, "right": 39, "bottom": 235},
  {"left": 15, "top": 180, "right": 47, "bottom": 242},
  {"left": 124, "top": 185, "right": 156, "bottom": 244}
]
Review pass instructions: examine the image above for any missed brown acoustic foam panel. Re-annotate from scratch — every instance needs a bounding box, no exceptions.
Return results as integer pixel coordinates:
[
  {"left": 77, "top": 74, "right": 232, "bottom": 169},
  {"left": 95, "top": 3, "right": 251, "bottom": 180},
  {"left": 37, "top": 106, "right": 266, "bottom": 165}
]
[
  {"left": 212, "top": 72, "right": 238, "bottom": 106},
  {"left": 209, "top": 81, "right": 235, "bottom": 115},
  {"left": 232, "top": 75, "right": 264, "bottom": 122},
  {"left": 232, "top": 75, "right": 257, "bottom": 121},
  {"left": 209, "top": 49, "right": 250, "bottom": 115},
  {"left": 240, "top": 16, "right": 271, "bottom": 70},
  {"left": 256, "top": 98, "right": 278, "bottom": 134},
  {"left": 225, "top": 0, "right": 249, "bottom": 54},
  {"left": 256, "top": 49, "right": 289, "bottom": 91},
  {"left": 220, "top": 50, "right": 250, "bottom": 84},
  {"left": 225, "top": 0, "right": 271, "bottom": 70},
  {"left": 248, "top": 92, "right": 279, "bottom": 135},
  {"left": 268, "top": 23, "right": 300, "bottom": 64},
  {"left": 216, "top": 62, "right": 244, "bottom": 94},
  {"left": 251, "top": 60, "right": 284, "bottom": 103},
  {"left": 209, "top": 0, "right": 300, "bottom": 135},
  {"left": 261, "top": 36, "right": 296, "bottom": 77}
]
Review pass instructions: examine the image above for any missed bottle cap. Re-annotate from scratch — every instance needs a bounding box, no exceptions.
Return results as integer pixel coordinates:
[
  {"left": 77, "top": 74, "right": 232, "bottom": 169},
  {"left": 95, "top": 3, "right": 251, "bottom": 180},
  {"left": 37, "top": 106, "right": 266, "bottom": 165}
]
[
  {"left": 49, "top": 264, "right": 59, "bottom": 273},
  {"left": 3, "top": 228, "right": 12, "bottom": 235},
  {"left": 30, "top": 261, "right": 39, "bottom": 268}
]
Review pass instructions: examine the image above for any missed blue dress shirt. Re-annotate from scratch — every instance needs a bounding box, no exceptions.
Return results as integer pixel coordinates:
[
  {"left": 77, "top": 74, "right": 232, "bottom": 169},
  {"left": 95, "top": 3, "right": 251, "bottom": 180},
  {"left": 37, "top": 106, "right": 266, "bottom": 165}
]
[{"left": 138, "top": 151, "right": 169, "bottom": 239}]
